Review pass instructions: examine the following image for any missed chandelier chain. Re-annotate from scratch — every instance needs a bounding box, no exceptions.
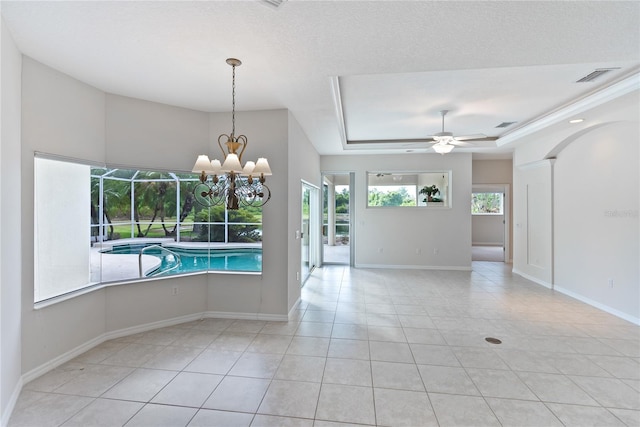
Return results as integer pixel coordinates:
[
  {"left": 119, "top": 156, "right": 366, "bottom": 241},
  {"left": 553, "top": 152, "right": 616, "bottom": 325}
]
[{"left": 231, "top": 64, "right": 236, "bottom": 138}]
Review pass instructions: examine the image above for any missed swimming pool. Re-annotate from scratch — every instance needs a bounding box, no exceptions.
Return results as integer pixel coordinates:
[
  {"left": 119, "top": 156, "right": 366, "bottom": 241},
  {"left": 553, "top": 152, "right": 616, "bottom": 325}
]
[{"left": 102, "top": 244, "right": 262, "bottom": 276}]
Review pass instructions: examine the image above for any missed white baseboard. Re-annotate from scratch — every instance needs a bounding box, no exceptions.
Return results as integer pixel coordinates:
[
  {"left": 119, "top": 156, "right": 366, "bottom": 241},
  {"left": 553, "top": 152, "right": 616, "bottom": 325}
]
[
  {"left": 1, "top": 377, "right": 23, "bottom": 427},
  {"left": 554, "top": 285, "right": 640, "bottom": 326},
  {"left": 355, "top": 264, "right": 472, "bottom": 271},
  {"left": 21, "top": 334, "right": 106, "bottom": 385},
  {"left": 104, "top": 312, "right": 204, "bottom": 342},
  {"left": 22, "top": 312, "right": 203, "bottom": 385},
  {"left": 204, "top": 311, "right": 288, "bottom": 322},
  {"left": 288, "top": 297, "right": 302, "bottom": 320},
  {"left": 513, "top": 269, "right": 639, "bottom": 325},
  {"left": 512, "top": 268, "right": 553, "bottom": 289},
  {"left": 472, "top": 242, "right": 503, "bottom": 246},
  {"left": 14, "top": 309, "right": 288, "bottom": 423}
]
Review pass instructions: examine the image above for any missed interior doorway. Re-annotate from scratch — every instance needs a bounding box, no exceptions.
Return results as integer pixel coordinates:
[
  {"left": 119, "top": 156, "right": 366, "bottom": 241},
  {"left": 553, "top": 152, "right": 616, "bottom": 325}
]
[
  {"left": 322, "top": 173, "right": 353, "bottom": 265},
  {"left": 301, "top": 181, "right": 320, "bottom": 284},
  {"left": 471, "top": 184, "right": 510, "bottom": 262}
]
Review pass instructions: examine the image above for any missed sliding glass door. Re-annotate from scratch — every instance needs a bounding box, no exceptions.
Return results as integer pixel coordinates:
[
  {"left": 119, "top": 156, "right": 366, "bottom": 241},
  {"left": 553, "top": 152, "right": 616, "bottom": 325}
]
[{"left": 301, "top": 181, "right": 320, "bottom": 284}]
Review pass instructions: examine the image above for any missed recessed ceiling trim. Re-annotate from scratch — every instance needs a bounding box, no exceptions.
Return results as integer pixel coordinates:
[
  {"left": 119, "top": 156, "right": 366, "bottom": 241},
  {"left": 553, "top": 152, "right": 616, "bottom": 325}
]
[
  {"left": 346, "top": 136, "right": 499, "bottom": 145},
  {"left": 330, "top": 76, "right": 349, "bottom": 150},
  {"left": 497, "top": 71, "right": 640, "bottom": 147},
  {"left": 348, "top": 138, "right": 437, "bottom": 145}
]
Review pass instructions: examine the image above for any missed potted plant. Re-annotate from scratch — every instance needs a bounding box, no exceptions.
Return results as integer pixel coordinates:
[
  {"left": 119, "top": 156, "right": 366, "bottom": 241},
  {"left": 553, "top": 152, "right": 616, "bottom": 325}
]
[{"left": 419, "top": 185, "right": 441, "bottom": 203}]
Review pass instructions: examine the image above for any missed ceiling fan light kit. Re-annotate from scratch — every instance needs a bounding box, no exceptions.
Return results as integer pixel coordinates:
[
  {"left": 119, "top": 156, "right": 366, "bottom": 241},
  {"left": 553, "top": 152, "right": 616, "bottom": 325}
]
[
  {"left": 431, "top": 110, "right": 456, "bottom": 154},
  {"left": 432, "top": 143, "right": 455, "bottom": 154}
]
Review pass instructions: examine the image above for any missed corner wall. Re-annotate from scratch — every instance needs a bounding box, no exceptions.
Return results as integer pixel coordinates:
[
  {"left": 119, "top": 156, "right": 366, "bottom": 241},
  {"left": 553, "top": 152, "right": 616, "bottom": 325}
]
[
  {"left": 1, "top": 17, "right": 23, "bottom": 426},
  {"left": 20, "top": 57, "right": 108, "bottom": 374},
  {"left": 207, "top": 109, "right": 291, "bottom": 318},
  {"left": 287, "top": 111, "right": 321, "bottom": 310}
]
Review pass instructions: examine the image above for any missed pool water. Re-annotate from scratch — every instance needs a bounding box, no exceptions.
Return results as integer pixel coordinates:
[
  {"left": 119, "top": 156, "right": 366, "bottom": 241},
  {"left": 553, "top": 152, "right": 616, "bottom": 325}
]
[{"left": 102, "top": 244, "right": 262, "bottom": 276}]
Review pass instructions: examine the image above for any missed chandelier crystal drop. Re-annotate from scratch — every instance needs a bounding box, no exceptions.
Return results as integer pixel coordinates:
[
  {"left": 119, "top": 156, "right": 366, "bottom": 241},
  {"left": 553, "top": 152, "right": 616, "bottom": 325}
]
[{"left": 192, "top": 58, "right": 272, "bottom": 210}]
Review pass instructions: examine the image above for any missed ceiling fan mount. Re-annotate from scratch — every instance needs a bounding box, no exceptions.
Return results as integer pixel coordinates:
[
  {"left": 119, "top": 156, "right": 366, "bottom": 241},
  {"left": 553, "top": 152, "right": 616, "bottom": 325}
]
[{"left": 431, "top": 110, "right": 459, "bottom": 143}]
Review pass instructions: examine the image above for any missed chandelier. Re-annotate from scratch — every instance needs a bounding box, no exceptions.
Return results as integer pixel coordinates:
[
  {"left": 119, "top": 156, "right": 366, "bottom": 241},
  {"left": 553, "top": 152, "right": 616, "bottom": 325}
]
[{"left": 192, "top": 58, "right": 272, "bottom": 210}]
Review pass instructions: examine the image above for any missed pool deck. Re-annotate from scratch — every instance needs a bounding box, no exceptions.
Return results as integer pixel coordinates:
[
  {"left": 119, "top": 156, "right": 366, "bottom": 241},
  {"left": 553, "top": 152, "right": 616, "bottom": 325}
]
[{"left": 91, "top": 238, "right": 262, "bottom": 282}]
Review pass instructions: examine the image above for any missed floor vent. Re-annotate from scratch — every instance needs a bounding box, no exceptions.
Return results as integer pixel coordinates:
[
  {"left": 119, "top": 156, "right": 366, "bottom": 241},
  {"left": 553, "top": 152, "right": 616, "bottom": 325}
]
[
  {"left": 495, "top": 121, "right": 517, "bottom": 128},
  {"left": 485, "top": 337, "right": 502, "bottom": 344},
  {"left": 576, "top": 68, "right": 620, "bottom": 83}
]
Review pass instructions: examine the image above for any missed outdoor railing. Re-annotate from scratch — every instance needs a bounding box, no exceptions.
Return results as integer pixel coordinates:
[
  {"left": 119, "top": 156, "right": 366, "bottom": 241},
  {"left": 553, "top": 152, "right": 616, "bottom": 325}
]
[{"left": 138, "top": 244, "right": 182, "bottom": 277}]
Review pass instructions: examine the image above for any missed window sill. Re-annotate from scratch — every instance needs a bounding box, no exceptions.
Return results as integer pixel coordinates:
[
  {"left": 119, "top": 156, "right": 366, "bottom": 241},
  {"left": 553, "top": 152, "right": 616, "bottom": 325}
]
[{"left": 34, "top": 270, "right": 262, "bottom": 310}]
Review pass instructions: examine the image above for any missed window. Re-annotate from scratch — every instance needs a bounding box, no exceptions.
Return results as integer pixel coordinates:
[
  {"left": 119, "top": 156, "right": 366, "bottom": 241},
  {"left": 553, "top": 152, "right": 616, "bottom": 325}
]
[
  {"left": 35, "top": 155, "right": 262, "bottom": 303},
  {"left": 367, "top": 172, "right": 451, "bottom": 208},
  {"left": 471, "top": 192, "right": 504, "bottom": 215}
]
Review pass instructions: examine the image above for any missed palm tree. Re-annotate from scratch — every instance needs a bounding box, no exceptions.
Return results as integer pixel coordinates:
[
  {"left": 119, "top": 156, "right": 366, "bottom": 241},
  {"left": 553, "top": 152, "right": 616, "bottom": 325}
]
[{"left": 91, "top": 174, "right": 129, "bottom": 240}]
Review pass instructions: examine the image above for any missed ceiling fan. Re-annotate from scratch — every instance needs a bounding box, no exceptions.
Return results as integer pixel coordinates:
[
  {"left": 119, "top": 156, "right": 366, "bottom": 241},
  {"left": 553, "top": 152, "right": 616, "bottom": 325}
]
[
  {"left": 427, "top": 110, "right": 497, "bottom": 154},
  {"left": 345, "top": 109, "right": 498, "bottom": 152}
]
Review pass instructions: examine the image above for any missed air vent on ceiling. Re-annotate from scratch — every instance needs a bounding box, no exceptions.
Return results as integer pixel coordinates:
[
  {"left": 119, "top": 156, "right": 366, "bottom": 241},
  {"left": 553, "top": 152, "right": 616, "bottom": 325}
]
[
  {"left": 495, "top": 121, "right": 517, "bottom": 128},
  {"left": 261, "top": 0, "right": 286, "bottom": 8},
  {"left": 576, "top": 68, "right": 620, "bottom": 83}
]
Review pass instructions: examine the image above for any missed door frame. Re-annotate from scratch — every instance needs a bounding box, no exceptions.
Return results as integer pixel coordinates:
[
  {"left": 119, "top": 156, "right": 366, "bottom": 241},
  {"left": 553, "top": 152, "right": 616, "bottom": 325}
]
[
  {"left": 301, "top": 180, "right": 320, "bottom": 285},
  {"left": 471, "top": 184, "right": 511, "bottom": 263},
  {"left": 320, "top": 171, "right": 355, "bottom": 267}
]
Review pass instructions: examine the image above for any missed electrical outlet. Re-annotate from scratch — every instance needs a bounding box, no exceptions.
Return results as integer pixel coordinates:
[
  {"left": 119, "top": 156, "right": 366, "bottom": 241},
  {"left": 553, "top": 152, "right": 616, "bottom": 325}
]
[
  {"left": 296, "top": 271, "right": 300, "bottom": 281},
  {"left": 416, "top": 248, "right": 421, "bottom": 254},
  {"left": 608, "top": 279, "right": 614, "bottom": 288},
  {"left": 378, "top": 248, "right": 383, "bottom": 253},
  {"left": 172, "top": 286, "right": 178, "bottom": 296},
  {"left": 433, "top": 248, "right": 439, "bottom": 255}
]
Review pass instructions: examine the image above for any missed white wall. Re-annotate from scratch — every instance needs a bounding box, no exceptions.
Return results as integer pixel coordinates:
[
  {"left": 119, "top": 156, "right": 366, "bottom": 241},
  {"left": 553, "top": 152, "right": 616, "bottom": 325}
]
[
  {"left": 472, "top": 215, "right": 504, "bottom": 246},
  {"left": 105, "top": 276, "right": 208, "bottom": 331},
  {"left": 511, "top": 89, "right": 639, "bottom": 323},
  {"left": 21, "top": 57, "right": 108, "bottom": 374},
  {"left": 207, "top": 109, "right": 291, "bottom": 317},
  {"left": 513, "top": 160, "right": 554, "bottom": 286},
  {"left": 287, "top": 111, "right": 321, "bottom": 310},
  {"left": 321, "top": 153, "right": 472, "bottom": 269},
  {"left": 105, "top": 94, "right": 210, "bottom": 171},
  {"left": 554, "top": 121, "right": 639, "bottom": 322},
  {"left": 1, "top": 17, "right": 23, "bottom": 426},
  {"left": 472, "top": 159, "right": 512, "bottom": 184}
]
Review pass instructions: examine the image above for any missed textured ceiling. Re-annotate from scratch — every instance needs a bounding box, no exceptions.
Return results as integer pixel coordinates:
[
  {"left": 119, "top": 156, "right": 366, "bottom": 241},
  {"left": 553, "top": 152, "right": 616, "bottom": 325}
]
[{"left": 1, "top": 1, "right": 639, "bottom": 156}]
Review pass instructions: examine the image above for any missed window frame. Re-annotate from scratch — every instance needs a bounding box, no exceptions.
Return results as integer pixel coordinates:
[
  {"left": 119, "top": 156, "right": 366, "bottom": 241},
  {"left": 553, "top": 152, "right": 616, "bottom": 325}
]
[
  {"left": 471, "top": 191, "right": 504, "bottom": 215},
  {"left": 34, "top": 153, "right": 263, "bottom": 305},
  {"left": 366, "top": 171, "right": 452, "bottom": 209}
]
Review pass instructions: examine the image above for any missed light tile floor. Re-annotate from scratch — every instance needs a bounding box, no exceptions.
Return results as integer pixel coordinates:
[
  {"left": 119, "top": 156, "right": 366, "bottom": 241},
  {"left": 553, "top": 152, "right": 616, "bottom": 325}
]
[{"left": 9, "top": 262, "right": 640, "bottom": 426}]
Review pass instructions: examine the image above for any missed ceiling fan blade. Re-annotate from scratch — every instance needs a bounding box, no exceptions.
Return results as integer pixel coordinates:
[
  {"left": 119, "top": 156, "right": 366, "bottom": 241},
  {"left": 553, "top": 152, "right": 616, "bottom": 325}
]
[{"left": 450, "top": 140, "right": 473, "bottom": 147}]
